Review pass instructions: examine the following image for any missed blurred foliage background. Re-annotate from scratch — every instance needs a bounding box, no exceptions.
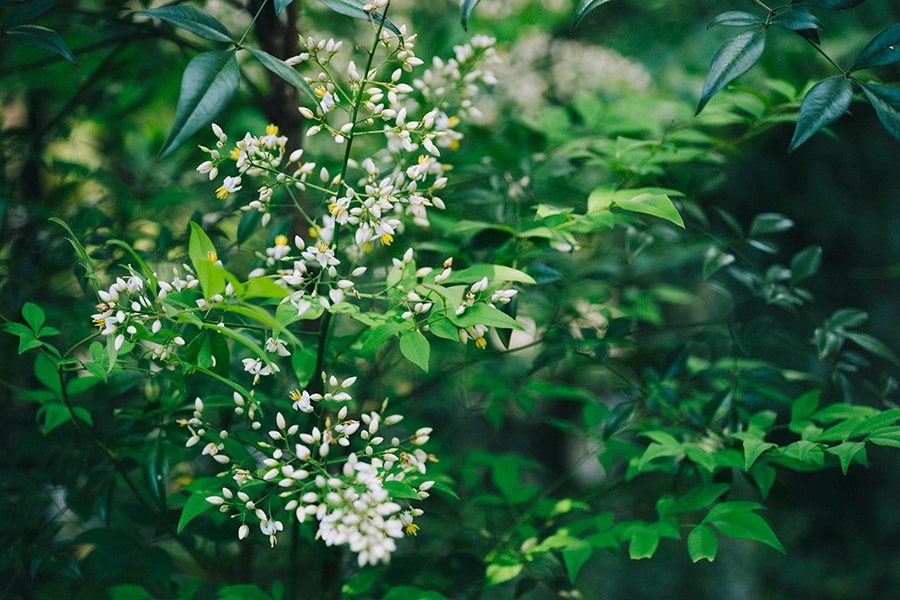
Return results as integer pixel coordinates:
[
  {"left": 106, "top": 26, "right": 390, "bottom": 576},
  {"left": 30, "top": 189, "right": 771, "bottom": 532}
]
[{"left": 2, "top": 0, "right": 900, "bottom": 599}]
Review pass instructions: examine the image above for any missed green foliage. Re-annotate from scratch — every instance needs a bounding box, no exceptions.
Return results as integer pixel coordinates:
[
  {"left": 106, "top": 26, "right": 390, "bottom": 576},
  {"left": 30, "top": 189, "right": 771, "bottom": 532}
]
[{"left": 3, "top": 0, "right": 900, "bottom": 599}]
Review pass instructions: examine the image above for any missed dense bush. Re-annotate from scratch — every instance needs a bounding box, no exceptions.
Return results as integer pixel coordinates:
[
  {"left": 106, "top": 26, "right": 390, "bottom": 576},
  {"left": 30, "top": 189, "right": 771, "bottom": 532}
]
[{"left": 2, "top": 1, "right": 899, "bottom": 599}]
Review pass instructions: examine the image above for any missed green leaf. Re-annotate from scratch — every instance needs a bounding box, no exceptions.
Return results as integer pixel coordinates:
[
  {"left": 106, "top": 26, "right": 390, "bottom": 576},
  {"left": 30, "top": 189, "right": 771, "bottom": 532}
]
[
  {"left": 443, "top": 264, "right": 535, "bottom": 285},
  {"left": 382, "top": 479, "right": 421, "bottom": 500},
  {"left": 703, "top": 246, "right": 735, "bottom": 280},
  {"left": 844, "top": 331, "right": 900, "bottom": 367},
  {"left": 485, "top": 561, "right": 523, "bottom": 587},
  {"left": 791, "top": 390, "right": 820, "bottom": 425},
  {"left": 245, "top": 47, "right": 318, "bottom": 106},
  {"left": 218, "top": 585, "right": 274, "bottom": 600},
  {"left": 108, "top": 584, "right": 157, "bottom": 600},
  {"left": 782, "top": 440, "right": 825, "bottom": 466},
  {"left": 460, "top": 0, "right": 480, "bottom": 30},
  {"left": 860, "top": 82, "right": 900, "bottom": 141},
  {"left": 666, "top": 483, "right": 732, "bottom": 514},
  {"left": 317, "top": 0, "right": 399, "bottom": 34},
  {"left": 770, "top": 8, "right": 823, "bottom": 32},
  {"left": 134, "top": 6, "right": 234, "bottom": 43},
  {"left": 790, "top": 245, "right": 822, "bottom": 284},
  {"left": 628, "top": 526, "right": 660, "bottom": 559},
  {"left": 562, "top": 541, "right": 593, "bottom": 583},
  {"left": 826, "top": 441, "right": 867, "bottom": 474},
  {"left": 738, "top": 436, "right": 777, "bottom": 471},
  {"left": 161, "top": 50, "right": 240, "bottom": 157},
  {"left": 687, "top": 525, "right": 718, "bottom": 562},
  {"left": 2, "top": 0, "right": 56, "bottom": 29},
  {"left": 613, "top": 193, "right": 685, "bottom": 228},
  {"left": 106, "top": 239, "right": 158, "bottom": 291},
  {"left": 40, "top": 403, "right": 72, "bottom": 434},
  {"left": 451, "top": 303, "right": 524, "bottom": 330},
  {"left": 696, "top": 28, "right": 766, "bottom": 115},
  {"left": 6, "top": 24, "right": 76, "bottom": 64},
  {"left": 750, "top": 464, "right": 776, "bottom": 498},
  {"left": 573, "top": 0, "right": 612, "bottom": 27},
  {"left": 750, "top": 212, "right": 793, "bottom": 236},
  {"left": 828, "top": 307, "right": 868, "bottom": 329},
  {"left": 398, "top": 329, "right": 429, "bottom": 372},
  {"left": 21, "top": 302, "right": 46, "bottom": 333},
  {"left": 789, "top": 76, "right": 853, "bottom": 151},
  {"left": 177, "top": 490, "right": 216, "bottom": 533},
  {"left": 851, "top": 24, "right": 900, "bottom": 71},
  {"left": 704, "top": 505, "right": 785, "bottom": 553},
  {"left": 188, "top": 222, "right": 225, "bottom": 299},
  {"left": 50, "top": 218, "right": 100, "bottom": 289},
  {"left": 706, "top": 11, "right": 764, "bottom": 29},
  {"left": 383, "top": 587, "right": 449, "bottom": 600}
]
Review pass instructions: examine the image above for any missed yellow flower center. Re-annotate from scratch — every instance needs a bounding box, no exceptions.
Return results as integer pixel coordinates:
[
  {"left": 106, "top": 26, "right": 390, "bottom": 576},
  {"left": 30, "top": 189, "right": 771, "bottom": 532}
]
[
  {"left": 266, "top": 123, "right": 279, "bottom": 136},
  {"left": 230, "top": 147, "right": 241, "bottom": 159},
  {"left": 475, "top": 336, "right": 487, "bottom": 350},
  {"left": 215, "top": 186, "right": 229, "bottom": 200},
  {"left": 207, "top": 250, "right": 218, "bottom": 263},
  {"left": 275, "top": 234, "right": 288, "bottom": 246},
  {"left": 289, "top": 389, "right": 302, "bottom": 402},
  {"left": 379, "top": 233, "right": 394, "bottom": 246},
  {"left": 405, "top": 523, "right": 420, "bottom": 536}
]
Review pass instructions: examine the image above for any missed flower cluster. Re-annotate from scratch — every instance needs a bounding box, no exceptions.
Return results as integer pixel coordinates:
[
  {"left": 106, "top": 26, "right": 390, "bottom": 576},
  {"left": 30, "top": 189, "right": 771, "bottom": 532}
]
[{"left": 185, "top": 376, "right": 435, "bottom": 565}]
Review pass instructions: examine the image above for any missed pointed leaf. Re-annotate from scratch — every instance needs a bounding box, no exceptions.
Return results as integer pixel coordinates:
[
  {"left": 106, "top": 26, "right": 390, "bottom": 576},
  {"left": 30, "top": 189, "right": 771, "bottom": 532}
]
[
  {"left": 844, "top": 331, "right": 900, "bottom": 366},
  {"left": 275, "top": 0, "right": 295, "bottom": 14},
  {"left": 790, "top": 245, "right": 822, "bottom": 284},
  {"left": 860, "top": 82, "right": 900, "bottom": 141},
  {"left": 697, "top": 28, "right": 766, "bottom": 114},
  {"left": 706, "top": 11, "right": 764, "bottom": 29},
  {"left": 574, "top": 0, "right": 612, "bottom": 27},
  {"left": 188, "top": 222, "right": 225, "bottom": 299},
  {"left": 135, "top": 6, "right": 234, "bottom": 43},
  {"left": 6, "top": 25, "right": 76, "bottom": 64},
  {"left": 177, "top": 491, "right": 216, "bottom": 533},
  {"left": 851, "top": 24, "right": 900, "bottom": 71},
  {"left": 245, "top": 47, "right": 318, "bottom": 106},
  {"left": 562, "top": 541, "right": 593, "bottom": 583},
  {"left": 21, "top": 302, "right": 46, "bottom": 334},
  {"left": 770, "top": 8, "right": 823, "bottom": 32},
  {"left": 317, "top": 0, "right": 399, "bottom": 34},
  {"left": 161, "top": 50, "right": 240, "bottom": 157},
  {"left": 399, "top": 329, "right": 429, "bottom": 372},
  {"left": 461, "top": 0, "right": 480, "bottom": 30},
  {"left": 628, "top": 527, "right": 660, "bottom": 559},
  {"left": 825, "top": 441, "right": 867, "bottom": 474},
  {"left": 789, "top": 75, "right": 853, "bottom": 151},
  {"left": 705, "top": 508, "right": 785, "bottom": 553},
  {"left": 687, "top": 525, "right": 718, "bottom": 562},
  {"left": 2, "top": 0, "right": 56, "bottom": 29},
  {"left": 613, "top": 193, "right": 684, "bottom": 227}
]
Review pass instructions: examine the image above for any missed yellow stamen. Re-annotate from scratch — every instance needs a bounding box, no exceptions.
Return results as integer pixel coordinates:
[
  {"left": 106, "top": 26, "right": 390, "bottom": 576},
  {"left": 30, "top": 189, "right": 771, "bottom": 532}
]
[
  {"left": 449, "top": 139, "right": 460, "bottom": 151},
  {"left": 379, "top": 233, "right": 394, "bottom": 246},
  {"left": 314, "top": 85, "right": 327, "bottom": 99},
  {"left": 475, "top": 336, "right": 487, "bottom": 350},
  {"left": 215, "top": 187, "right": 229, "bottom": 200},
  {"left": 405, "top": 523, "right": 420, "bottom": 536},
  {"left": 207, "top": 250, "right": 218, "bottom": 263},
  {"left": 447, "top": 116, "right": 460, "bottom": 127},
  {"left": 230, "top": 147, "right": 241, "bottom": 159},
  {"left": 266, "top": 124, "right": 279, "bottom": 136},
  {"left": 289, "top": 389, "right": 302, "bottom": 402},
  {"left": 275, "top": 234, "right": 288, "bottom": 246},
  {"left": 309, "top": 227, "right": 318, "bottom": 239}
]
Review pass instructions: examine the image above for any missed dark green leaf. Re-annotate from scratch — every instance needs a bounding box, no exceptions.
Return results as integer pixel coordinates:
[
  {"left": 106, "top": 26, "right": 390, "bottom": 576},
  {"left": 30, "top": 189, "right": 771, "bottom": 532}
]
[
  {"left": 770, "top": 8, "right": 823, "bottom": 32},
  {"left": 461, "top": 0, "right": 480, "bottom": 30},
  {"left": 790, "top": 76, "right": 853, "bottom": 151},
  {"left": 161, "top": 50, "right": 240, "bottom": 157},
  {"left": 791, "top": 390, "right": 820, "bottom": 424},
  {"left": 562, "top": 541, "right": 593, "bottom": 583},
  {"left": 851, "top": 24, "right": 900, "bottom": 71},
  {"left": 6, "top": 24, "right": 76, "bottom": 64},
  {"left": 188, "top": 222, "right": 225, "bottom": 299},
  {"left": 317, "top": 0, "right": 399, "bottom": 35},
  {"left": 135, "top": 6, "right": 234, "bottom": 43},
  {"left": 828, "top": 307, "right": 868, "bottom": 329},
  {"left": 40, "top": 403, "right": 72, "bottom": 434},
  {"left": 50, "top": 217, "right": 100, "bottom": 289},
  {"left": 750, "top": 212, "right": 793, "bottom": 236},
  {"left": 21, "top": 302, "right": 46, "bottom": 333},
  {"left": 383, "top": 587, "right": 449, "bottom": 600},
  {"left": 697, "top": 28, "right": 766, "bottom": 115},
  {"left": 485, "top": 561, "right": 523, "bottom": 586},
  {"left": 706, "top": 11, "right": 764, "bottom": 29},
  {"left": 790, "top": 245, "right": 822, "bottom": 284},
  {"left": 108, "top": 584, "right": 157, "bottom": 600},
  {"left": 844, "top": 331, "right": 900, "bottom": 366},
  {"left": 573, "top": 0, "right": 612, "bottom": 27},
  {"left": 702, "top": 246, "right": 735, "bottom": 280},
  {"left": 399, "top": 330, "right": 429, "bottom": 372},
  {"left": 245, "top": 47, "right": 318, "bottom": 106},
  {"left": 666, "top": 483, "right": 732, "bottom": 514},
  {"left": 2, "top": 0, "right": 56, "bottom": 30},
  {"left": 177, "top": 491, "right": 216, "bottom": 533},
  {"left": 687, "top": 525, "right": 718, "bottom": 562},
  {"left": 860, "top": 82, "right": 900, "bottom": 141}
]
